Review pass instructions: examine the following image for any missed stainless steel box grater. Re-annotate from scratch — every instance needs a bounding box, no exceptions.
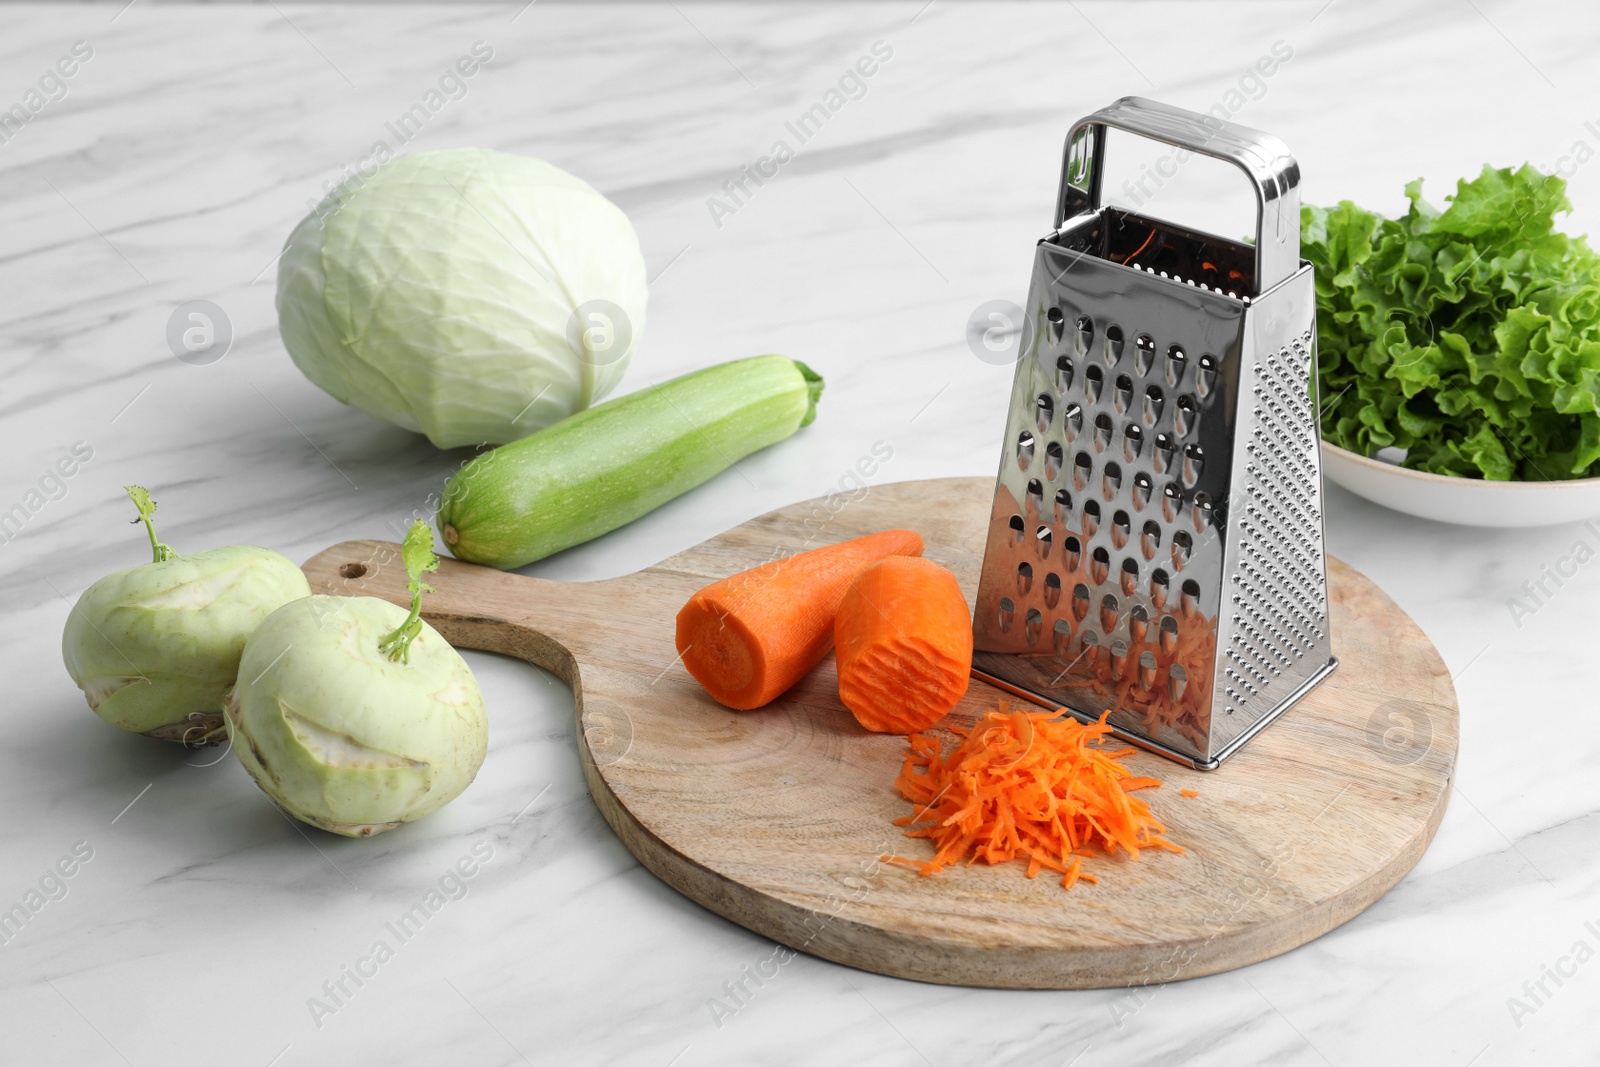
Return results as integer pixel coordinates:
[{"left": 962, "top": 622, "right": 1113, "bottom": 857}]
[{"left": 971, "top": 97, "right": 1337, "bottom": 770}]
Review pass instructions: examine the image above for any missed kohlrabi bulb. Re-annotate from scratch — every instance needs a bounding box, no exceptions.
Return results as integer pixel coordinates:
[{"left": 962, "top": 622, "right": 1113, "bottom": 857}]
[
  {"left": 225, "top": 523, "right": 487, "bottom": 837},
  {"left": 62, "top": 487, "right": 311, "bottom": 743}
]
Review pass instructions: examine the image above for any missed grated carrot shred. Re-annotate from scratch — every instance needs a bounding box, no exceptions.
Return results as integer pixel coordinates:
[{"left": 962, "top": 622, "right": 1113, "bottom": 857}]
[
  {"left": 886, "top": 702, "right": 1182, "bottom": 890},
  {"left": 1180, "top": 789, "right": 1199, "bottom": 798}
]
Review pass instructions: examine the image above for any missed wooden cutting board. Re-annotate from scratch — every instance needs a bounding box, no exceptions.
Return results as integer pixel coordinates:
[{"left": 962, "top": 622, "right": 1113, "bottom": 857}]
[{"left": 302, "top": 476, "right": 1457, "bottom": 989}]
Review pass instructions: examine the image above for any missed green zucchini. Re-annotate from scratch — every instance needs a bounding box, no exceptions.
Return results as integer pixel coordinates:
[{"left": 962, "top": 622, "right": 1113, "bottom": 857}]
[{"left": 437, "top": 355, "right": 823, "bottom": 568}]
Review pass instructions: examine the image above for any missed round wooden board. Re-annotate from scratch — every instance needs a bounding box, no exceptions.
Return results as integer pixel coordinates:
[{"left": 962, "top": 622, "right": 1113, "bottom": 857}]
[{"left": 304, "top": 476, "right": 1459, "bottom": 989}]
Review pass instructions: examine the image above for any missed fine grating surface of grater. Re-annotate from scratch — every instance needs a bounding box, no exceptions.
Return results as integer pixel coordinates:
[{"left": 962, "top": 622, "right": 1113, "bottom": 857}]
[{"left": 971, "top": 97, "right": 1337, "bottom": 770}]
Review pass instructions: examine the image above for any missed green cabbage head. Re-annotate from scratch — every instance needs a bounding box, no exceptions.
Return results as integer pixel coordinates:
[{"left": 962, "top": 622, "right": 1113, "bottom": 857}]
[
  {"left": 277, "top": 147, "right": 648, "bottom": 449},
  {"left": 226, "top": 595, "right": 488, "bottom": 837}
]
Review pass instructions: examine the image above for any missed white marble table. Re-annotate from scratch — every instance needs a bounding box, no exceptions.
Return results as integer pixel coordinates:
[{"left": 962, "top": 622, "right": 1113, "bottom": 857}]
[{"left": 4, "top": 2, "right": 1598, "bottom": 1063}]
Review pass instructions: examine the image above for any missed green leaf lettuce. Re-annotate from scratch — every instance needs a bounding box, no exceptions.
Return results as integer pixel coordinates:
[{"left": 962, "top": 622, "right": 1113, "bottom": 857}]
[{"left": 1304, "top": 164, "right": 1600, "bottom": 480}]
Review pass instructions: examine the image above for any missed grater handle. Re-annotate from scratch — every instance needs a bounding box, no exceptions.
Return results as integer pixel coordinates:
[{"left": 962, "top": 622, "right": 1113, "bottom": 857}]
[{"left": 1055, "top": 96, "right": 1302, "bottom": 292}]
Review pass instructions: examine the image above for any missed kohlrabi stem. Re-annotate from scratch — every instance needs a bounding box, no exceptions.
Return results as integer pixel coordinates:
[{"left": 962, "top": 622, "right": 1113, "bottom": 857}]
[
  {"left": 125, "top": 485, "right": 177, "bottom": 563},
  {"left": 378, "top": 595, "right": 426, "bottom": 665},
  {"left": 378, "top": 520, "right": 440, "bottom": 665}
]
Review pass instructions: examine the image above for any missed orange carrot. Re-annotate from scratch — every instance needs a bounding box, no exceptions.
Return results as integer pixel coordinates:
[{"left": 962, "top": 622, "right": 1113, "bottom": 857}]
[
  {"left": 676, "top": 529, "right": 924, "bottom": 710},
  {"left": 886, "top": 701, "right": 1182, "bottom": 890},
  {"left": 834, "top": 556, "right": 973, "bottom": 734},
  {"left": 1180, "top": 789, "right": 1199, "bottom": 798}
]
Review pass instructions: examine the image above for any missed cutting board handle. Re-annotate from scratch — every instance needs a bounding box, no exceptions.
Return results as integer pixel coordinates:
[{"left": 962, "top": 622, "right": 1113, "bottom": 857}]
[{"left": 300, "top": 539, "right": 611, "bottom": 688}]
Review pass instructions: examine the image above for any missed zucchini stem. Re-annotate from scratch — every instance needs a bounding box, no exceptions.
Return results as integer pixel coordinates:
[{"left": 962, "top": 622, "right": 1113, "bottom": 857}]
[{"left": 793, "top": 359, "right": 824, "bottom": 428}]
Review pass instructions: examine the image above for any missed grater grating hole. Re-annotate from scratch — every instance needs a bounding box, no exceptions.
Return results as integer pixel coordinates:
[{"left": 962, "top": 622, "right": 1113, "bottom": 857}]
[
  {"left": 1074, "top": 315, "right": 1092, "bottom": 357},
  {"left": 1150, "top": 567, "right": 1171, "bottom": 609},
  {"left": 1174, "top": 394, "right": 1198, "bottom": 437},
  {"left": 1073, "top": 451, "right": 1093, "bottom": 493},
  {"left": 1090, "top": 546, "right": 1110, "bottom": 585},
  {"left": 1192, "top": 491, "right": 1214, "bottom": 532},
  {"left": 1024, "top": 608, "right": 1043, "bottom": 645},
  {"left": 1063, "top": 401, "right": 1083, "bottom": 441},
  {"left": 1138, "top": 650, "right": 1158, "bottom": 689},
  {"left": 1144, "top": 384, "right": 1165, "bottom": 426},
  {"left": 1111, "top": 640, "right": 1130, "bottom": 680},
  {"left": 1159, "top": 614, "right": 1179, "bottom": 655},
  {"left": 1180, "top": 578, "right": 1201, "bottom": 618},
  {"left": 1134, "top": 334, "right": 1156, "bottom": 376},
  {"left": 1084, "top": 364, "right": 1104, "bottom": 404},
  {"left": 1196, "top": 353, "right": 1218, "bottom": 397},
  {"left": 1171, "top": 530, "right": 1192, "bottom": 570},
  {"left": 1026, "top": 479, "right": 1043, "bottom": 515},
  {"left": 1162, "top": 482, "right": 1184, "bottom": 522},
  {"left": 1123, "top": 423, "right": 1144, "bottom": 462},
  {"left": 1017, "top": 561, "right": 1033, "bottom": 595},
  {"left": 1045, "top": 441, "right": 1064, "bottom": 481},
  {"left": 1063, "top": 535, "right": 1082, "bottom": 571},
  {"left": 1152, "top": 428, "right": 1174, "bottom": 471},
  {"left": 1035, "top": 525, "right": 1053, "bottom": 559},
  {"left": 1053, "top": 488, "right": 1072, "bottom": 523},
  {"left": 1165, "top": 345, "right": 1187, "bottom": 387},
  {"left": 1132, "top": 470, "right": 1153, "bottom": 510},
  {"left": 1102, "top": 461, "right": 1122, "bottom": 501},
  {"left": 1043, "top": 571, "right": 1062, "bottom": 608},
  {"left": 1110, "top": 509, "right": 1130, "bottom": 549},
  {"left": 1081, "top": 499, "right": 1101, "bottom": 538},
  {"left": 1100, "top": 594, "right": 1119, "bottom": 633},
  {"left": 1141, "top": 519, "right": 1161, "bottom": 560},
  {"left": 1017, "top": 431, "right": 1034, "bottom": 470},
  {"left": 1047, "top": 305, "right": 1065, "bottom": 346},
  {"left": 1104, "top": 324, "right": 1124, "bottom": 367},
  {"left": 1093, "top": 412, "right": 1114, "bottom": 453},
  {"left": 1114, "top": 374, "right": 1134, "bottom": 415},
  {"left": 1181, "top": 442, "right": 1205, "bottom": 486},
  {"left": 1036, "top": 393, "right": 1054, "bottom": 433},
  {"left": 1056, "top": 355, "right": 1074, "bottom": 394},
  {"left": 1129, "top": 603, "right": 1149, "bottom": 643},
  {"left": 1053, "top": 618, "right": 1072, "bottom": 659},
  {"left": 1072, "top": 583, "right": 1091, "bottom": 622},
  {"left": 1120, "top": 555, "right": 1139, "bottom": 597},
  {"left": 998, "top": 597, "right": 1015, "bottom": 632},
  {"left": 1008, "top": 513, "right": 1025, "bottom": 545}
]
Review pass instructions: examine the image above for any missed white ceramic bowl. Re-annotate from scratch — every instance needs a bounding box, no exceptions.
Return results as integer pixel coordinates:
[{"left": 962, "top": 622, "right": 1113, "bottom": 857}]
[{"left": 1321, "top": 442, "right": 1600, "bottom": 528}]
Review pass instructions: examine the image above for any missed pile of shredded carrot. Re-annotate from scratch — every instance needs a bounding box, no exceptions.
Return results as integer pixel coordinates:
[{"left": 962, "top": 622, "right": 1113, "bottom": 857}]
[{"left": 885, "top": 702, "right": 1183, "bottom": 890}]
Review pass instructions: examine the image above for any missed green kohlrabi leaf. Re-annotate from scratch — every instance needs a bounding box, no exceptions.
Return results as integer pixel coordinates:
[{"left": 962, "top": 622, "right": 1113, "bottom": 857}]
[
  {"left": 378, "top": 520, "right": 441, "bottom": 664},
  {"left": 124, "top": 485, "right": 177, "bottom": 562}
]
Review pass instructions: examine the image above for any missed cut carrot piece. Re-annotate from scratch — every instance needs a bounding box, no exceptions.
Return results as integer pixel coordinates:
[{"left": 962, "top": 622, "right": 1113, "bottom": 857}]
[
  {"left": 834, "top": 555, "right": 972, "bottom": 734},
  {"left": 1180, "top": 789, "right": 1199, "bottom": 798},
  {"left": 675, "top": 529, "right": 923, "bottom": 710},
  {"left": 889, "top": 702, "right": 1182, "bottom": 891}
]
